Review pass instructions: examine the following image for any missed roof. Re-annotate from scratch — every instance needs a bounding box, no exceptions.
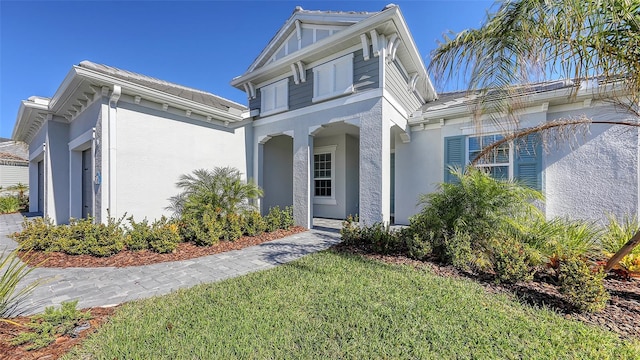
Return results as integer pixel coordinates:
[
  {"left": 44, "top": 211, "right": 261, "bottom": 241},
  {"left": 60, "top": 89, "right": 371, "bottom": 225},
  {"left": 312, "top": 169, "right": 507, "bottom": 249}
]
[
  {"left": 79, "top": 61, "right": 246, "bottom": 112},
  {"left": 422, "top": 80, "right": 576, "bottom": 113},
  {"left": 245, "top": 6, "right": 378, "bottom": 73},
  {"left": 0, "top": 139, "right": 28, "bottom": 165}
]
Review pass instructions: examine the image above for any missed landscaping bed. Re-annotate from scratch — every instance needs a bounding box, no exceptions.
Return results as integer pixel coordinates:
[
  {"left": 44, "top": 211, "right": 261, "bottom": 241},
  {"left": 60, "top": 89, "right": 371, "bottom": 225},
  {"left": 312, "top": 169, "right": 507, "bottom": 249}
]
[
  {"left": 0, "top": 306, "right": 116, "bottom": 360},
  {"left": 335, "top": 243, "right": 640, "bottom": 341},
  {"left": 17, "top": 226, "right": 306, "bottom": 268}
]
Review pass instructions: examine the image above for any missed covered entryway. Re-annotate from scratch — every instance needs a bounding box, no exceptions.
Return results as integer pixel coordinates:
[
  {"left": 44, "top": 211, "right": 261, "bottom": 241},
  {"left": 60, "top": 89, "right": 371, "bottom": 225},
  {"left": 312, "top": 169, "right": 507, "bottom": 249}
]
[
  {"left": 81, "top": 149, "right": 92, "bottom": 218},
  {"left": 310, "top": 122, "right": 360, "bottom": 220},
  {"left": 261, "top": 135, "right": 293, "bottom": 214}
]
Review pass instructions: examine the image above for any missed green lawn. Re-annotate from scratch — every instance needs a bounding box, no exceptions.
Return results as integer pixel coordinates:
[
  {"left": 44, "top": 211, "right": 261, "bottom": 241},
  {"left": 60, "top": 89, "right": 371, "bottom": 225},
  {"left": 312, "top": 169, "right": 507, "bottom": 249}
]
[{"left": 66, "top": 251, "right": 640, "bottom": 359}]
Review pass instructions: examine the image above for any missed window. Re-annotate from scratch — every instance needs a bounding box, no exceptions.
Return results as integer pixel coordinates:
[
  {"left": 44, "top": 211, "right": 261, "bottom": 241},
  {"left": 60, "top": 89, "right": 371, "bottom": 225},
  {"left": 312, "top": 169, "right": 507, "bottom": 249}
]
[
  {"left": 467, "top": 134, "right": 512, "bottom": 180},
  {"left": 260, "top": 78, "right": 288, "bottom": 116},
  {"left": 312, "top": 54, "right": 354, "bottom": 103},
  {"left": 313, "top": 145, "right": 337, "bottom": 205},
  {"left": 445, "top": 134, "right": 541, "bottom": 190}
]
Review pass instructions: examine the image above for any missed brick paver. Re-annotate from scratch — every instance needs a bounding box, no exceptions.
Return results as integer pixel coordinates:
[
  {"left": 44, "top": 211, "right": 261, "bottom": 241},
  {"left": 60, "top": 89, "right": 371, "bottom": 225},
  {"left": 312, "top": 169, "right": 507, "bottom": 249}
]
[{"left": 1, "top": 213, "right": 341, "bottom": 315}]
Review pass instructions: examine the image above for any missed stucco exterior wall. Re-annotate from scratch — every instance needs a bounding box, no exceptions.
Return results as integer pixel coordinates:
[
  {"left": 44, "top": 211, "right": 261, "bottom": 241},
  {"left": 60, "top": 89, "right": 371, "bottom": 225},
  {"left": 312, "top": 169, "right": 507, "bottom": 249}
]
[
  {"left": 394, "top": 127, "right": 442, "bottom": 225},
  {"left": 46, "top": 120, "right": 70, "bottom": 223},
  {"left": 345, "top": 134, "right": 359, "bottom": 217},
  {"left": 544, "top": 105, "right": 639, "bottom": 223},
  {"left": 28, "top": 124, "right": 47, "bottom": 213},
  {"left": 262, "top": 135, "right": 293, "bottom": 212},
  {"left": 115, "top": 102, "right": 248, "bottom": 221}
]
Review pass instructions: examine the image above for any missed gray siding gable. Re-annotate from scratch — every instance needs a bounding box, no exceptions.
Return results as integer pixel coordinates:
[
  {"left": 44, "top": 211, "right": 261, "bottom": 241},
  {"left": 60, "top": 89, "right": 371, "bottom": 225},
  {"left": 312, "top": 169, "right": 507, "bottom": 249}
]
[
  {"left": 250, "top": 48, "right": 380, "bottom": 119},
  {"left": 386, "top": 58, "right": 423, "bottom": 114}
]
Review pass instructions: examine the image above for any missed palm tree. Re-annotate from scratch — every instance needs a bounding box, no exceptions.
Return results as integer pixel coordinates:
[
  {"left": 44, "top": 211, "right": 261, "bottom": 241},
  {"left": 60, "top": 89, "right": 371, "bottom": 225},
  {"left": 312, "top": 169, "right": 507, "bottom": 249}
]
[
  {"left": 167, "top": 167, "right": 263, "bottom": 218},
  {"left": 7, "top": 183, "right": 28, "bottom": 199},
  {"left": 429, "top": 0, "right": 640, "bottom": 271}
]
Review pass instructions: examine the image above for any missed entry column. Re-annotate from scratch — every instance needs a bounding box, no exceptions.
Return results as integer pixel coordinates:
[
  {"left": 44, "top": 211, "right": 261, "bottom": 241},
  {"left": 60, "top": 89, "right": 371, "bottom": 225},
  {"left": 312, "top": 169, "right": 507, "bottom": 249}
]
[
  {"left": 359, "top": 114, "right": 390, "bottom": 225},
  {"left": 292, "top": 129, "right": 313, "bottom": 228}
]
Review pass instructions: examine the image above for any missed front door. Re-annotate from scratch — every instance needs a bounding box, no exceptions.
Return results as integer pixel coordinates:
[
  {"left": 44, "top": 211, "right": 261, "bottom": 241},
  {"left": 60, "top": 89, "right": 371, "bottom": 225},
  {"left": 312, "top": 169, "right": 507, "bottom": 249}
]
[{"left": 81, "top": 149, "right": 93, "bottom": 219}]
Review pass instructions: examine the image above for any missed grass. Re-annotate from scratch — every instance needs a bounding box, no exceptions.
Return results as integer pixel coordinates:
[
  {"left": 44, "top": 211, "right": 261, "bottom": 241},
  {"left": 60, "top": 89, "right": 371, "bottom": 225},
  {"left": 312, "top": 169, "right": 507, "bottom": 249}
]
[{"left": 66, "top": 251, "right": 640, "bottom": 359}]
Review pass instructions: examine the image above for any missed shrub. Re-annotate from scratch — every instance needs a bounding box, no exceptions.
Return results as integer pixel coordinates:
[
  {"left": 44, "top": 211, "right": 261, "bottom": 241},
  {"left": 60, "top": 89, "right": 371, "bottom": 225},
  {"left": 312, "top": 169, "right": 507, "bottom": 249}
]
[
  {"left": 490, "top": 237, "right": 534, "bottom": 283},
  {"left": 405, "top": 231, "right": 433, "bottom": 260},
  {"left": 61, "top": 216, "right": 125, "bottom": 257},
  {"left": 222, "top": 213, "right": 243, "bottom": 242},
  {"left": 242, "top": 210, "right": 266, "bottom": 236},
  {"left": 264, "top": 206, "right": 283, "bottom": 232},
  {"left": 0, "top": 196, "right": 21, "bottom": 214},
  {"left": 148, "top": 217, "right": 181, "bottom": 253},
  {"left": 411, "top": 167, "right": 543, "bottom": 270},
  {"left": 281, "top": 206, "right": 294, "bottom": 229},
  {"left": 361, "top": 223, "right": 404, "bottom": 254},
  {"left": 558, "top": 257, "right": 609, "bottom": 312},
  {"left": 340, "top": 215, "right": 362, "bottom": 245},
  {"left": 1, "top": 250, "right": 42, "bottom": 318},
  {"left": 10, "top": 300, "right": 91, "bottom": 350},
  {"left": 11, "top": 217, "right": 62, "bottom": 252},
  {"left": 184, "top": 206, "right": 223, "bottom": 246},
  {"left": 124, "top": 216, "right": 153, "bottom": 251}
]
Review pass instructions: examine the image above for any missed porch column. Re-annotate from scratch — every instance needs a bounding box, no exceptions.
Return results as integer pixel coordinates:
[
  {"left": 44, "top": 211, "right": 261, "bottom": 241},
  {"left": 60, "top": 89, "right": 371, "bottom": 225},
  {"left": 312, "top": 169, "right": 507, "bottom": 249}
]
[
  {"left": 359, "top": 114, "right": 390, "bottom": 225},
  {"left": 292, "top": 129, "right": 313, "bottom": 228}
]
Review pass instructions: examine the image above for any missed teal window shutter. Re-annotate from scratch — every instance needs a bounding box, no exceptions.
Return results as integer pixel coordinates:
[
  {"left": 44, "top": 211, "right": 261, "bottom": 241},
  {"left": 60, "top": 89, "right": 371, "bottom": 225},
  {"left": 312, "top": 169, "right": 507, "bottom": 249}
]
[
  {"left": 444, "top": 135, "right": 466, "bottom": 183},
  {"left": 514, "top": 134, "right": 542, "bottom": 190}
]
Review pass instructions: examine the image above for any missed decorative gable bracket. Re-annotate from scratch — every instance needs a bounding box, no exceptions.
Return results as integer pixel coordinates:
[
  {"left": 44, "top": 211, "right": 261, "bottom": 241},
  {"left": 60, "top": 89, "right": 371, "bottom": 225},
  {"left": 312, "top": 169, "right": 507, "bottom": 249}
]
[
  {"left": 386, "top": 33, "right": 401, "bottom": 63},
  {"left": 243, "top": 82, "right": 257, "bottom": 99}
]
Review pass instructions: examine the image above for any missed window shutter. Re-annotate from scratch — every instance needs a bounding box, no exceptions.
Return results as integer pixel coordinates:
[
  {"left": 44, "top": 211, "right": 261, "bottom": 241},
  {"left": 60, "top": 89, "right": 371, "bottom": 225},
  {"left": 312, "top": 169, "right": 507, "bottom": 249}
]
[
  {"left": 514, "top": 133, "right": 542, "bottom": 190},
  {"left": 444, "top": 135, "right": 466, "bottom": 183}
]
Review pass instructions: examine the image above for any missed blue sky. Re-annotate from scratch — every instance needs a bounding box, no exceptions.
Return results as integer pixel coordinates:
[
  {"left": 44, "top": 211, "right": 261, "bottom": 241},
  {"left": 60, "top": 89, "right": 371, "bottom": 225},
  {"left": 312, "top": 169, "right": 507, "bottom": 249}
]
[{"left": 0, "top": 0, "right": 494, "bottom": 139}]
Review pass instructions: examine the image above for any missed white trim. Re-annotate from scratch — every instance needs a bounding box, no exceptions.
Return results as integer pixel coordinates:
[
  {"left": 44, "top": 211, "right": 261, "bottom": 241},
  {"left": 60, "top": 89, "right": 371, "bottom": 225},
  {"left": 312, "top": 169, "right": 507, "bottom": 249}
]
[
  {"left": 68, "top": 128, "right": 95, "bottom": 150},
  {"left": 253, "top": 88, "right": 382, "bottom": 127},
  {"left": 313, "top": 145, "right": 337, "bottom": 205},
  {"left": 260, "top": 78, "right": 289, "bottom": 117},
  {"left": 360, "top": 34, "right": 370, "bottom": 61}
]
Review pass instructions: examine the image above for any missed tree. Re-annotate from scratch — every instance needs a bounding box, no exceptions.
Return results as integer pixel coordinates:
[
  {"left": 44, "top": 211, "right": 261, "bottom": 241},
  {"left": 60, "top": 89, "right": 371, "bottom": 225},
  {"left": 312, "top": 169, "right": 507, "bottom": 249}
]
[
  {"left": 7, "top": 183, "right": 28, "bottom": 199},
  {"left": 429, "top": 0, "right": 640, "bottom": 272},
  {"left": 166, "top": 167, "right": 263, "bottom": 218}
]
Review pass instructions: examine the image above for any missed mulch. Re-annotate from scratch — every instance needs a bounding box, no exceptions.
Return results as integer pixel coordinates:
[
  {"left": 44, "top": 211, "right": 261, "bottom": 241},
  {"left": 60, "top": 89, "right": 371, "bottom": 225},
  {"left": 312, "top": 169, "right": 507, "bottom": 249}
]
[
  {"left": 0, "top": 306, "right": 117, "bottom": 360},
  {"left": 16, "top": 226, "right": 307, "bottom": 268},
  {"left": 333, "top": 243, "right": 640, "bottom": 341}
]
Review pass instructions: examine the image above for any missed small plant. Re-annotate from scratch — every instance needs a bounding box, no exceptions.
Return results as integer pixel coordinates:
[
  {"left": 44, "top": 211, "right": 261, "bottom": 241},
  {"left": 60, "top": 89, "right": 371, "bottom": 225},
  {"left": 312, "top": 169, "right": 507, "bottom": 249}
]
[
  {"left": 185, "top": 206, "right": 223, "bottom": 246},
  {"left": 491, "top": 237, "right": 534, "bottom": 283},
  {"left": 148, "top": 217, "right": 181, "bottom": 253},
  {"left": 11, "top": 217, "right": 62, "bottom": 252},
  {"left": 0, "top": 196, "right": 21, "bottom": 214},
  {"left": 360, "top": 222, "right": 404, "bottom": 254},
  {"left": 61, "top": 216, "right": 125, "bottom": 257},
  {"left": 601, "top": 214, "right": 640, "bottom": 273},
  {"left": 10, "top": 300, "right": 92, "bottom": 350},
  {"left": 340, "top": 215, "right": 362, "bottom": 245},
  {"left": 1, "top": 250, "right": 43, "bottom": 319},
  {"left": 222, "top": 213, "right": 243, "bottom": 241},
  {"left": 124, "top": 216, "right": 153, "bottom": 251},
  {"left": 558, "top": 257, "right": 609, "bottom": 312},
  {"left": 280, "top": 206, "right": 294, "bottom": 230},
  {"left": 264, "top": 206, "right": 283, "bottom": 232},
  {"left": 242, "top": 210, "right": 266, "bottom": 236}
]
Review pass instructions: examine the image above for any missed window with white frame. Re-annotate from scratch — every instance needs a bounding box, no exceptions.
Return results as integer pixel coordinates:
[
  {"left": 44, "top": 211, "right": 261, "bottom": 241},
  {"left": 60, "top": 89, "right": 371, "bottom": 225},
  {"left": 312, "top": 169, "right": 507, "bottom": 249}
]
[
  {"left": 260, "top": 78, "right": 288, "bottom": 116},
  {"left": 467, "top": 134, "right": 512, "bottom": 180},
  {"left": 312, "top": 53, "right": 354, "bottom": 103},
  {"left": 313, "top": 145, "right": 337, "bottom": 204}
]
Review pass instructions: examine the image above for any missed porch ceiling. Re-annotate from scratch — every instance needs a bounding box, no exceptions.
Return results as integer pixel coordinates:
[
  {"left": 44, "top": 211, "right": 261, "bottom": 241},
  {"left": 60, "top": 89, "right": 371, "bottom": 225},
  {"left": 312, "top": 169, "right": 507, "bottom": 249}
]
[{"left": 313, "top": 122, "right": 359, "bottom": 138}]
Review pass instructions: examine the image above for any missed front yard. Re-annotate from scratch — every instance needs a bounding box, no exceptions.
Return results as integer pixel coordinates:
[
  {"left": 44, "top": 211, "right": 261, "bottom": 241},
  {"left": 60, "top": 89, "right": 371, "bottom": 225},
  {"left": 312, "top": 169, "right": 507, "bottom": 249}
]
[{"left": 63, "top": 250, "right": 639, "bottom": 359}]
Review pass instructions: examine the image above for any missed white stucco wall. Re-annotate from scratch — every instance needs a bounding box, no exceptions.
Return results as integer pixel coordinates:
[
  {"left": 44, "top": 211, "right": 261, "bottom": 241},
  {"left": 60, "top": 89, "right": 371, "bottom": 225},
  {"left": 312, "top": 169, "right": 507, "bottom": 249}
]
[
  {"left": 115, "top": 102, "right": 249, "bottom": 221},
  {"left": 544, "top": 106, "right": 639, "bottom": 223},
  {"left": 46, "top": 120, "right": 70, "bottom": 223},
  {"left": 394, "top": 127, "right": 442, "bottom": 225},
  {"left": 393, "top": 103, "right": 639, "bottom": 225}
]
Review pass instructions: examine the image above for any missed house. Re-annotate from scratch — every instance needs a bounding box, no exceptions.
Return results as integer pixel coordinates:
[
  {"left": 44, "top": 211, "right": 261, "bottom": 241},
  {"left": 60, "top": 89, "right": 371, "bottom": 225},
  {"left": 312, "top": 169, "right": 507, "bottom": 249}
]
[
  {"left": 12, "top": 5, "right": 639, "bottom": 227},
  {"left": 0, "top": 138, "right": 29, "bottom": 192}
]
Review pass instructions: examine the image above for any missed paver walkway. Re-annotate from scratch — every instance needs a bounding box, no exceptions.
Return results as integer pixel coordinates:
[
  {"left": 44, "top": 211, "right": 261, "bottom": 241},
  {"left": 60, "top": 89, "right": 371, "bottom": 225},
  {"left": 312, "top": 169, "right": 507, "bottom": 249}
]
[{"left": 1, "top": 213, "right": 341, "bottom": 315}]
